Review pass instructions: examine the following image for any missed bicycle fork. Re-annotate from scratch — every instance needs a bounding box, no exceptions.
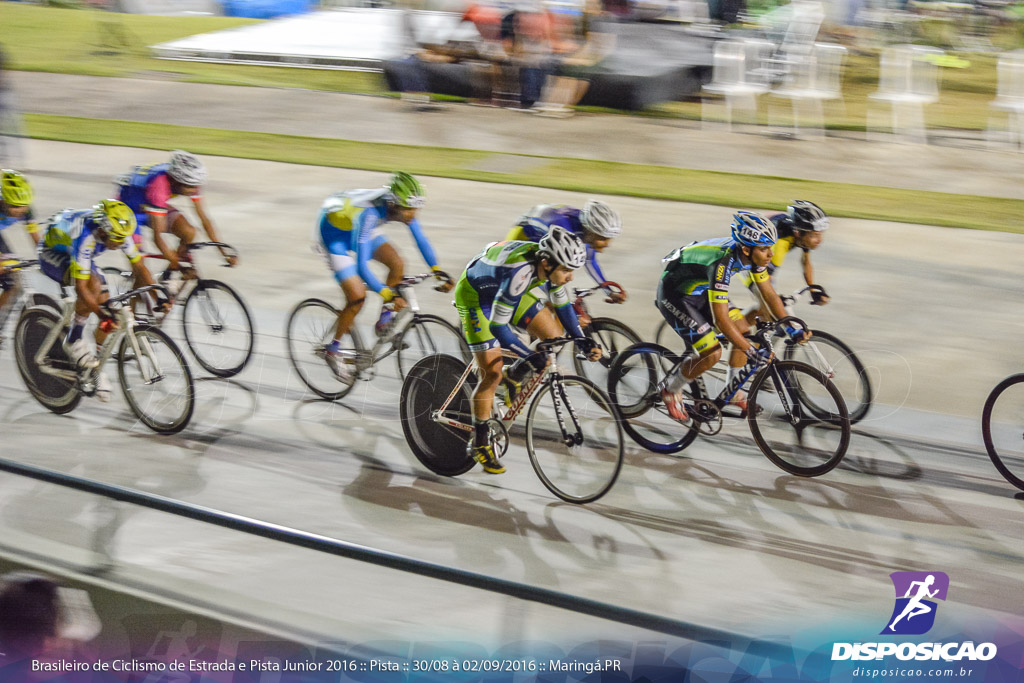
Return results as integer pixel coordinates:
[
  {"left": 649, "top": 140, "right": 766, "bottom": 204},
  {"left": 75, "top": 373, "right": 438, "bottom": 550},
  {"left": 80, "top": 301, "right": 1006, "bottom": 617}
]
[{"left": 550, "top": 377, "right": 584, "bottom": 448}]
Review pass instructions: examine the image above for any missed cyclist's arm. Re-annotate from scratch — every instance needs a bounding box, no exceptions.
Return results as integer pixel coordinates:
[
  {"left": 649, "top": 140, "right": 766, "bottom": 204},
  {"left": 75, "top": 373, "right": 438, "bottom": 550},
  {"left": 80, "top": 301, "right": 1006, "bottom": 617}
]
[
  {"left": 190, "top": 195, "right": 219, "bottom": 242},
  {"left": 147, "top": 211, "right": 179, "bottom": 266},
  {"left": 489, "top": 264, "right": 534, "bottom": 358},
  {"left": 406, "top": 216, "right": 440, "bottom": 270},
  {"left": 584, "top": 248, "right": 611, "bottom": 292},
  {"left": 548, "top": 283, "right": 585, "bottom": 338},
  {"left": 354, "top": 212, "right": 392, "bottom": 299},
  {"left": 753, "top": 270, "right": 789, "bottom": 321},
  {"left": 801, "top": 250, "right": 815, "bottom": 287},
  {"left": 23, "top": 208, "right": 41, "bottom": 246}
]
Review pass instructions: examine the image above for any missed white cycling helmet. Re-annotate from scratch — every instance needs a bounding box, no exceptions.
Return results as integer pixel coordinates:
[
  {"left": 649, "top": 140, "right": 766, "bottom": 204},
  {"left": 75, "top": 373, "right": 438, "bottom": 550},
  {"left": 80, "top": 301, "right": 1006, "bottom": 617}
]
[
  {"left": 168, "top": 150, "right": 207, "bottom": 186},
  {"left": 538, "top": 226, "right": 587, "bottom": 269},
  {"left": 580, "top": 199, "right": 622, "bottom": 238},
  {"left": 788, "top": 200, "right": 829, "bottom": 232}
]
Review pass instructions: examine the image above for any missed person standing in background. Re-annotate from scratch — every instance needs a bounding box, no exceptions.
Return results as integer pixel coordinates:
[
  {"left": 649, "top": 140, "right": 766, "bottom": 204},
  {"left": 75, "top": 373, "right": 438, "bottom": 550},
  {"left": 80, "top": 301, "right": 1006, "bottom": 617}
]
[{"left": 0, "top": 45, "right": 26, "bottom": 168}]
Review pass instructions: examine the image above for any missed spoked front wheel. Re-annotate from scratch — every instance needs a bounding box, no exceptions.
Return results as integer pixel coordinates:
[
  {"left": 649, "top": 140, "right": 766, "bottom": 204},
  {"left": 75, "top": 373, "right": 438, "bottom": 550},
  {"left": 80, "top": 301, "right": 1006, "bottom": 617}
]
[
  {"left": 182, "top": 279, "right": 255, "bottom": 378},
  {"left": 747, "top": 360, "right": 850, "bottom": 477},
  {"left": 400, "top": 354, "right": 476, "bottom": 476},
  {"left": 286, "top": 298, "right": 361, "bottom": 401},
  {"left": 982, "top": 374, "right": 1024, "bottom": 492},
  {"left": 525, "top": 375, "right": 623, "bottom": 504},
  {"left": 783, "top": 330, "right": 872, "bottom": 424},
  {"left": 395, "top": 314, "right": 470, "bottom": 380},
  {"left": 118, "top": 325, "right": 195, "bottom": 434},
  {"left": 606, "top": 343, "right": 701, "bottom": 454}
]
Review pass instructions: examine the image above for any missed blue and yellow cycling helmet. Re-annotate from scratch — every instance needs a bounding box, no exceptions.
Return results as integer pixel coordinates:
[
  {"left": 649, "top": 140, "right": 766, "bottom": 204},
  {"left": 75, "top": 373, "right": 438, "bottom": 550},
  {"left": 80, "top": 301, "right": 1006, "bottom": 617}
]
[
  {"left": 387, "top": 172, "right": 425, "bottom": 209},
  {"left": 1, "top": 170, "right": 33, "bottom": 207},
  {"left": 731, "top": 211, "right": 777, "bottom": 247}
]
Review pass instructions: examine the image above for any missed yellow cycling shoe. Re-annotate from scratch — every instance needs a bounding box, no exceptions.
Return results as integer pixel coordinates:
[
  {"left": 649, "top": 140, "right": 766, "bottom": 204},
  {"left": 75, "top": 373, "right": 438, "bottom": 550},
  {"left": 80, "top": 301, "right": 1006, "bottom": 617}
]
[{"left": 469, "top": 443, "right": 505, "bottom": 474}]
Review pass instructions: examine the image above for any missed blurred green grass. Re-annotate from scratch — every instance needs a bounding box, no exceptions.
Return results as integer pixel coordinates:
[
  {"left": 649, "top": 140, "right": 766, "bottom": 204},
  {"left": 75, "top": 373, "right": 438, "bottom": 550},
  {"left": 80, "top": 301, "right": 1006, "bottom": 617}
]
[
  {"left": 1, "top": 4, "right": 1017, "bottom": 129},
  {"left": 26, "top": 113, "right": 1024, "bottom": 233}
]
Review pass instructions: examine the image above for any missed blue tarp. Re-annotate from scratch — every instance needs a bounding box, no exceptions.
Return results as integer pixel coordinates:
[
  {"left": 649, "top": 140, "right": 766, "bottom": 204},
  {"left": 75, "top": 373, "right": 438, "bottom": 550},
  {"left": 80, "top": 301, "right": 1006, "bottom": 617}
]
[{"left": 220, "top": 0, "right": 311, "bottom": 19}]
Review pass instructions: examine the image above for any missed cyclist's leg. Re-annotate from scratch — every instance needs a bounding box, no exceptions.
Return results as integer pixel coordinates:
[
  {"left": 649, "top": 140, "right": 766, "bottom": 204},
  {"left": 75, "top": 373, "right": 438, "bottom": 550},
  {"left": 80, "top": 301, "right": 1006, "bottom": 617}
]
[
  {"left": 371, "top": 239, "right": 404, "bottom": 291},
  {"left": 0, "top": 233, "right": 19, "bottom": 329},
  {"left": 656, "top": 284, "right": 721, "bottom": 381},
  {"left": 335, "top": 275, "right": 366, "bottom": 343},
  {"left": 457, "top": 301, "right": 505, "bottom": 473},
  {"left": 167, "top": 209, "right": 196, "bottom": 263}
]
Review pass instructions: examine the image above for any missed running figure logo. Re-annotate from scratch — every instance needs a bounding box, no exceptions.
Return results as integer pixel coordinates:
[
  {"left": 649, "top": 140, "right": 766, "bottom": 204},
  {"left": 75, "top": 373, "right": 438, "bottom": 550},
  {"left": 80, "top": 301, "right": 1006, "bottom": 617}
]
[{"left": 881, "top": 571, "right": 949, "bottom": 635}]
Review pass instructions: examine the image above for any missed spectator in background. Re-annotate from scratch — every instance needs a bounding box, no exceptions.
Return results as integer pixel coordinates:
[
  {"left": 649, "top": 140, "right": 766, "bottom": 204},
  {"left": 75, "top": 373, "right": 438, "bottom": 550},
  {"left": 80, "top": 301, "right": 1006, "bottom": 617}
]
[
  {"left": 0, "top": 44, "right": 26, "bottom": 168},
  {"left": 461, "top": 2, "right": 508, "bottom": 106},
  {"left": 532, "top": 0, "right": 616, "bottom": 117},
  {"left": 393, "top": 7, "right": 451, "bottom": 111},
  {"left": 503, "top": 1, "right": 556, "bottom": 110}
]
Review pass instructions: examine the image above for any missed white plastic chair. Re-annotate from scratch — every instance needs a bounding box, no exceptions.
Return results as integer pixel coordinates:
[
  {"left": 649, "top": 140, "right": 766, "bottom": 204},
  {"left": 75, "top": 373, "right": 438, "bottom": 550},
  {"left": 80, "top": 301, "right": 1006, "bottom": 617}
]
[
  {"left": 701, "top": 39, "right": 770, "bottom": 130},
  {"left": 988, "top": 49, "right": 1024, "bottom": 151},
  {"left": 770, "top": 42, "right": 846, "bottom": 138},
  {"left": 867, "top": 44, "right": 943, "bottom": 143}
]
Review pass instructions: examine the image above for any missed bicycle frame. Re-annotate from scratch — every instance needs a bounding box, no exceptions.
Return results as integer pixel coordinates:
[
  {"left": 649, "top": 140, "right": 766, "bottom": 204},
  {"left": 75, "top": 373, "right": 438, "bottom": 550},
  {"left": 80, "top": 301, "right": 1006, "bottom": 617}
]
[
  {"left": 33, "top": 290, "right": 167, "bottom": 387},
  {"left": 431, "top": 341, "right": 579, "bottom": 444}
]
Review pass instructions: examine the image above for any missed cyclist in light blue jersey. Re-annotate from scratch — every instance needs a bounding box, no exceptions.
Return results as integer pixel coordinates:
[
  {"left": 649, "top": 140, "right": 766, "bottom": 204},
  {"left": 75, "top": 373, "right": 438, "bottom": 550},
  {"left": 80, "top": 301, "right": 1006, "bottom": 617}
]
[{"left": 315, "top": 172, "right": 454, "bottom": 383}]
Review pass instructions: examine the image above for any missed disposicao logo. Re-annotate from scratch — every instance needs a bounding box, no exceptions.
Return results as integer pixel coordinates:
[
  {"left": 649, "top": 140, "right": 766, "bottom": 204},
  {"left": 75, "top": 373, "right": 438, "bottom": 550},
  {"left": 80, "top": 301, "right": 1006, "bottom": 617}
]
[
  {"left": 882, "top": 571, "right": 949, "bottom": 636},
  {"left": 831, "top": 572, "right": 997, "bottom": 662}
]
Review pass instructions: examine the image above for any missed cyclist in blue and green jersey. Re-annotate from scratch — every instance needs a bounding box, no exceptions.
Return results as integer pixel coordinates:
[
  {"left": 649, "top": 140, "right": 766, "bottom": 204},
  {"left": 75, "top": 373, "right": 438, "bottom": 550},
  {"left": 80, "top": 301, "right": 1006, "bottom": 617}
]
[
  {"left": 315, "top": 172, "right": 454, "bottom": 383},
  {"left": 657, "top": 211, "right": 807, "bottom": 422},
  {"left": 37, "top": 200, "right": 167, "bottom": 402},
  {"left": 0, "top": 170, "right": 42, "bottom": 343},
  {"left": 453, "top": 227, "right": 602, "bottom": 474}
]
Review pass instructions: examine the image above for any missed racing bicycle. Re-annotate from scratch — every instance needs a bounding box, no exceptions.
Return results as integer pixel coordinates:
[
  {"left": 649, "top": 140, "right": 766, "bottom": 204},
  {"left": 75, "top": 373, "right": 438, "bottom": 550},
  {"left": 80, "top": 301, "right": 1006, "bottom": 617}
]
[
  {"left": 286, "top": 273, "right": 469, "bottom": 401},
  {"left": 0, "top": 258, "right": 60, "bottom": 341},
  {"left": 611, "top": 316, "right": 851, "bottom": 477},
  {"left": 654, "top": 285, "right": 872, "bottom": 423},
  {"left": 400, "top": 338, "right": 624, "bottom": 504},
  {"left": 14, "top": 283, "right": 195, "bottom": 434},
  {"left": 103, "top": 242, "right": 254, "bottom": 378}
]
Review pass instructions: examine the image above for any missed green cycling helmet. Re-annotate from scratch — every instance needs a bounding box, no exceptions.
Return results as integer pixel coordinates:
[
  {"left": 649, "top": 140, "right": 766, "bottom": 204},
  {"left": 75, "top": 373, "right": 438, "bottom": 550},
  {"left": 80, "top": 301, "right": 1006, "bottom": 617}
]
[
  {"left": 388, "top": 171, "right": 426, "bottom": 209},
  {"left": 1, "top": 170, "right": 33, "bottom": 207}
]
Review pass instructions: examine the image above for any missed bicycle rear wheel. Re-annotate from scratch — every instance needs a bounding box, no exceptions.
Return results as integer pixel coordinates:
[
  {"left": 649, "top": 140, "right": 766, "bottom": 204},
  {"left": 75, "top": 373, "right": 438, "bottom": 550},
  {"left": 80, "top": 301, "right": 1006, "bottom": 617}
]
[
  {"left": 395, "top": 313, "right": 470, "bottom": 380},
  {"left": 525, "top": 375, "right": 623, "bottom": 503},
  {"left": 118, "top": 325, "right": 195, "bottom": 434},
  {"left": 982, "top": 374, "right": 1024, "bottom": 491},
  {"left": 182, "top": 279, "right": 255, "bottom": 378},
  {"left": 572, "top": 317, "right": 643, "bottom": 395},
  {"left": 286, "top": 298, "right": 360, "bottom": 401},
  {"left": 400, "top": 354, "right": 476, "bottom": 476},
  {"left": 783, "top": 330, "right": 872, "bottom": 424},
  {"left": 747, "top": 360, "right": 850, "bottom": 477},
  {"left": 14, "top": 307, "right": 81, "bottom": 414},
  {"left": 607, "top": 343, "right": 700, "bottom": 454}
]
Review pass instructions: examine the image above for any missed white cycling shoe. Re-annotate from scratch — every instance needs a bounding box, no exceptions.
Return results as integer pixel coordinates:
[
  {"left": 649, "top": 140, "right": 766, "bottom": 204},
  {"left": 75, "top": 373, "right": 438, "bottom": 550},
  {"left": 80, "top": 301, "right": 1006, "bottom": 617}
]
[
  {"left": 65, "top": 338, "right": 99, "bottom": 370},
  {"left": 95, "top": 371, "right": 113, "bottom": 403}
]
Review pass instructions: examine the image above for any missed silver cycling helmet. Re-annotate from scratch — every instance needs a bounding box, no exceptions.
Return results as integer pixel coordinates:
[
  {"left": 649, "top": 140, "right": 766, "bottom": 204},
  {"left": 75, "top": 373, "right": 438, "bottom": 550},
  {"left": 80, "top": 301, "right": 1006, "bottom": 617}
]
[
  {"left": 731, "top": 210, "right": 778, "bottom": 247},
  {"left": 580, "top": 199, "right": 622, "bottom": 239},
  {"left": 168, "top": 150, "right": 207, "bottom": 186},
  {"left": 538, "top": 226, "right": 587, "bottom": 269},
  {"left": 788, "top": 200, "right": 829, "bottom": 232}
]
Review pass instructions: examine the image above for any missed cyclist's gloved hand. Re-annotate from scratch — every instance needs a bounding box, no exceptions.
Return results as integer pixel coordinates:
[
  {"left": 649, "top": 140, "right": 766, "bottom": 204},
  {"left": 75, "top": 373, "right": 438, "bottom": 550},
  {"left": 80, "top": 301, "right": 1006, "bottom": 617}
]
[
  {"left": 745, "top": 345, "right": 771, "bottom": 365},
  {"left": 784, "top": 324, "right": 810, "bottom": 343},
  {"left": 809, "top": 285, "right": 830, "bottom": 306},
  {"left": 432, "top": 268, "right": 455, "bottom": 293},
  {"left": 574, "top": 336, "right": 603, "bottom": 361}
]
